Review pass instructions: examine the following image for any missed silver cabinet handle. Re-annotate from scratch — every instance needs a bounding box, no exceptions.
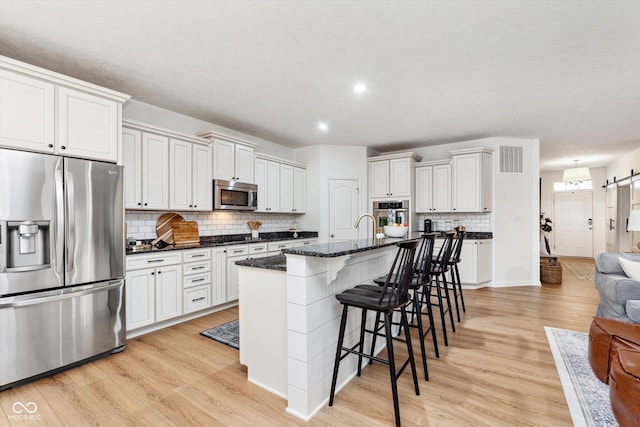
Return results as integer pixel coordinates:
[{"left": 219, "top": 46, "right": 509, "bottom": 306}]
[
  {"left": 147, "top": 259, "right": 164, "bottom": 263},
  {"left": 192, "top": 254, "right": 206, "bottom": 258},
  {"left": 192, "top": 278, "right": 206, "bottom": 283},
  {"left": 232, "top": 249, "right": 244, "bottom": 254},
  {"left": 191, "top": 296, "right": 206, "bottom": 302},
  {"left": 192, "top": 266, "right": 205, "bottom": 270}
]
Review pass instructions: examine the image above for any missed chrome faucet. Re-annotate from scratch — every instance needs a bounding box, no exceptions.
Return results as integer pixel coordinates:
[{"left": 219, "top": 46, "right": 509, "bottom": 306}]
[{"left": 354, "top": 213, "right": 377, "bottom": 241}]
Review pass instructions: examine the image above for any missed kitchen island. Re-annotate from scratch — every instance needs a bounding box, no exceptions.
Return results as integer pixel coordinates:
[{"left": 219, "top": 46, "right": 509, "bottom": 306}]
[{"left": 236, "top": 236, "right": 417, "bottom": 421}]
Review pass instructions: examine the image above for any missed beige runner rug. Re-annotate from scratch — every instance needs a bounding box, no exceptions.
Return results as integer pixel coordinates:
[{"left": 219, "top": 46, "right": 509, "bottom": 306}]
[{"left": 562, "top": 262, "right": 595, "bottom": 281}]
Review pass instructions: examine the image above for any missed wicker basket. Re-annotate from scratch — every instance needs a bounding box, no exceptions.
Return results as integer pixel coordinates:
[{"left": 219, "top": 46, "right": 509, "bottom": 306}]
[{"left": 541, "top": 262, "right": 562, "bottom": 284}]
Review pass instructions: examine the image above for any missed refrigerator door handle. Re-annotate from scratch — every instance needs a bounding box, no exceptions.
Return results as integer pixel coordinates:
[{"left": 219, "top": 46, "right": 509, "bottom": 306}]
[
  {"left": 66, "top": 172, "right": 75, "bottom": 273},
  {"left": 0, "top": 280, "right": 123, "bottom": 309},
  {"left": 55, "top": 164, "right": 65, "bottom": 276}
]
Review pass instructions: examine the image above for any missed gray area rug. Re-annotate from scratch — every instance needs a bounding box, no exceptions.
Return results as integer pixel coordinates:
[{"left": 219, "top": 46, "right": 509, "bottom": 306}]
[
  {"left": 545, "top": 326, "right": 617, "bottom": 427},
  {"left": 200, "top": 319, "right": 239, "bottom": 349},
  {"left": 563, "top": 262, "right": 595, "bottom": 281}
]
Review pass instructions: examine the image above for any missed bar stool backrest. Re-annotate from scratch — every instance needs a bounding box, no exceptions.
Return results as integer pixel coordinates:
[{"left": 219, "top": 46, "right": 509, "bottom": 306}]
[
  {"left": 450, "top": 231, "right": 465, "bottom": 264},
  {"left": 414, "top": 233, "right": 436, "bottom": 285},
  {"left": 434, "top": 232, "right": 455, "bottom": 270},
  {"left": 378, "top": 240, "right": 418, "bottom": 306}
]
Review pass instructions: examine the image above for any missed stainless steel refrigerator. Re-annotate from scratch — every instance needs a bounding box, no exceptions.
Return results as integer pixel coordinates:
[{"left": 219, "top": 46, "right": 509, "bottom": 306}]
[{"left": 0, "top": 148, "right": 125, "bottom": 390}]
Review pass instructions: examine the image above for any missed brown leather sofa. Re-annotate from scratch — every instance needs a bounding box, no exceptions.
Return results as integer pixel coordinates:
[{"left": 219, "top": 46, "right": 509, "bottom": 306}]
[{"left": 588, "top": 317, "right": 640, "bottom": 427}]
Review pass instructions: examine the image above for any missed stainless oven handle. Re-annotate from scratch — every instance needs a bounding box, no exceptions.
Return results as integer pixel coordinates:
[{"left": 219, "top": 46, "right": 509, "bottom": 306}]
[{"left": 0, "top": 280, "right": 123, "bottom": 308}]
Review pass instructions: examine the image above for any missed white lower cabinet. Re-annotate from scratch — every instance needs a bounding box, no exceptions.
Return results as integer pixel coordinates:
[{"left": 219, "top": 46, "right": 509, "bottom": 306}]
[
  {"left": 268, "top": 241, "right": 293, "bottom": 256},
  {"left": 211, "top": 247, "right": 228, "bottom": 306},
  {"left": 226, "top": 245, "right": 249, "bottom": 301},
  {"left": 126, "top": 237, "right": 318, "bottom": 334},
  {"left": 155, "top": 264, "right": 183, "bottom": 322},
  {"left": 433, "top": 238, "right": 492, "bottom": 286},
  {"left": 457, "top": 240, "right": 492, "bottom": 285},
  {"left": 125, "top": 252, "right": 183, "bottom": 330},
  {"left": 125, "top": 268, "right": 156, "bottom": 330},
  {"left": 182, "top": 248, "right": 211, "bottom": 314}
]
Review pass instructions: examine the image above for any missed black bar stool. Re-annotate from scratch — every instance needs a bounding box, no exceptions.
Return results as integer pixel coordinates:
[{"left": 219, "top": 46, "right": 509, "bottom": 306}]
[
  {"left": 356, "top": 233, "right": 439, "bottom": 381},
  {"left": 328, "top": 240, "right": 419, "bottom": 427},
  {"left": 429, "top": 231, "right": 456, "bottom": 346},
  {"left": 448, "top": 231, "right": 466, "bottom": 322}
]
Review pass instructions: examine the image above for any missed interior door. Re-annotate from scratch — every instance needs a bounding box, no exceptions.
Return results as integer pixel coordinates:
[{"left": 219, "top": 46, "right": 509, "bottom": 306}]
[
  {"left": 329, "top": 179, "right": 360, "bottom": 241},
  {"left": 553, "top": 190, "right": 593, "bottom": 257}
]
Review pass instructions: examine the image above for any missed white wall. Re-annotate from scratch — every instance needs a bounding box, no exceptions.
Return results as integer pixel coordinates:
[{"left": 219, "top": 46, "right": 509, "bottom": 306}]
[
  {"left": 123, "top": 99, "right": 295, "bottom": 161},
  {"left": 406, "top": 137, "right": 541, "bottom": 287},
  {"left": 293, "top": 145, "right": 369, "bottom": 242},
  {"left": 605, "top": 146, "right": 640, "bottom": 183}
]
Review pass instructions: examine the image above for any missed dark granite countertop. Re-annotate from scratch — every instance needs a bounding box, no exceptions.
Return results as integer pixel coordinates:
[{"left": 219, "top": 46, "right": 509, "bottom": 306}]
[
  {"left": 126, "top": 231, "right": 319, "bottom": 255},
  {"left": 411, "top": 231, "right": 493, "bottom": 240},
  {"left": 235, "top": 254, "right": 287, "bottom": 271},
  {"left": 281, "top": 236, "right": 419, "bottom": 258}
]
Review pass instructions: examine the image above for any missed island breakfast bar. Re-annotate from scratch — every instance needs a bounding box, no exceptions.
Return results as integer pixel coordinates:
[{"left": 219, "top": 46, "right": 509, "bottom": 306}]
[{"left": 237, "top": 236, "right": 417, "bottom": 421}]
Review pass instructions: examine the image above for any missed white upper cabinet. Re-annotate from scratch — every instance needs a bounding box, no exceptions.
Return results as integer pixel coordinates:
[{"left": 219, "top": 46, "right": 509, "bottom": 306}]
[
  {"left": 235, "top": 144, "right": 254, "bottom": 183},
  {"left": 389, "top": 158, "right": 412, "bottom": 197},
  {"left": 169, "top": 138, "right": 212, "bottom": 211},
  {"left": 124, "top": 120, "right": 199, "bottom": 211},
  {"left": 368, "top": 153, "right": 421, "bottom": 199},
  {"left": 254, "top": 154, "right": 306, "bottom": 213},
  {"left": 293, "top": 166, "right": 306, "bottom": 213},
  {"left": 0, "top": 69, "right": 55, "bottom": 152},
  {"left": 450, "top": 148, "right": 493, "bottom": 213},
  {"left": 415, "top": 161, "right": 451, "bottom": 213},
  {"left": 196, "top": 131, "right": 256, "bottom": 183},
  {"left": 141, "top": 133, "right": 170, "bottom": 210},
  {"left": 122, "top": 127, "right": 143, "bottom": 209},
  {"left": 57, "top": 87, "right": 119, "bottom": 162},
  {"left": 0, "top": 56, "right": 129, "bottom": 163},
  {"left": 212, "top": 139, "right": 235, "bottom": 181},
  {"left": 369, "top": 160, "right": 390, "bottom": 198},
  {"left": 280, "top": 164, "right": 294, "bottom": 212}
]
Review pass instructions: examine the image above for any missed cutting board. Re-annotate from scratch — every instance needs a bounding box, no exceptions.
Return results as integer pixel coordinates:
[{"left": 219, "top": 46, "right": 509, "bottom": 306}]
[
  {"left": 152, "top": 213, "right": 184, "bottom": 245},
  {"left": 172, "top": 221, "right": 200, "bottom": 245}
]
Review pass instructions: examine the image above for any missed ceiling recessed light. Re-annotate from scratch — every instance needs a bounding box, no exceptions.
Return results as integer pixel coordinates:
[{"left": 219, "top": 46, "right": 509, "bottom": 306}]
[
  {"left": 353, "top": 83, "right": 367, "bottom": 93},
  {"left": 317, "top": 122, "right": 329, "bottom": 132}
]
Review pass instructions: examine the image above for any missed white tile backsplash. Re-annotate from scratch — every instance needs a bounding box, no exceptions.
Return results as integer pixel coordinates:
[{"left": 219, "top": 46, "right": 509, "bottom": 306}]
[
  {"left": 126, "top": 210, "right": 300, "bottom": 240},
  {"left": 417, "top": 212, "right": 492, "bottom": 232}
]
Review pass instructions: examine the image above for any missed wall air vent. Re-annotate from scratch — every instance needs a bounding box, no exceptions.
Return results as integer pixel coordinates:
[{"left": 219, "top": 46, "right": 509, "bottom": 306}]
[{"left": 499, "top": 145, "right": 523, "bottom": 174}]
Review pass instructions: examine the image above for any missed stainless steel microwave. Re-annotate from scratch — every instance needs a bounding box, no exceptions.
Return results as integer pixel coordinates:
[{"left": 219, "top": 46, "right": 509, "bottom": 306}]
[{"left": 213, "top": 179, "right": 258, "bottom": 211}]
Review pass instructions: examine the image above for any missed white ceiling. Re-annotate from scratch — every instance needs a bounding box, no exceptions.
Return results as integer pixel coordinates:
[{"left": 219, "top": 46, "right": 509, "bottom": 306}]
[{"left": 1, "top": 1, "right": 639, "bottom": 171}]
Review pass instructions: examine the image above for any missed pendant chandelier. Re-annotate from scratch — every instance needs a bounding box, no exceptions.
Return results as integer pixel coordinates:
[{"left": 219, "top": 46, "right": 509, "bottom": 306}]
[{"left": 562, "top": 160, "right": 591, "bottom": 183}]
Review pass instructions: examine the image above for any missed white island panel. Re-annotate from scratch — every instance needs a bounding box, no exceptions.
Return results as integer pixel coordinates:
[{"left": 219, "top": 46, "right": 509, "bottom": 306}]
[{"left": 284, "top": 247, "right": 396, "bottom": 421}]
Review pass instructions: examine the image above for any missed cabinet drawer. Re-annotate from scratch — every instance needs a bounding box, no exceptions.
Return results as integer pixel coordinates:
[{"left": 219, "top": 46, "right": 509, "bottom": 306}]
[
  {"left": 268, "top": 241, "right": 293, "bottom": 252},
  {"left": 184, "top": 272, "right": 211, "bottom": 289},
  {"left": 249, "top": 244, "right": 268, "bottom": 255},
  {"left": 126, "top": 252, "right": 182, "bottom": 270},
  {"left": 183, "top": 261, "right": 210, "bottom": 275},
  {"left": 226, "top": 246, "right": 248, "bottom": 257},
  {"left": 183, "top": 249, "right": 211, "bottom": 262},
  {"left": 184, "top": 285, "right": 210, "bottom": 313}
]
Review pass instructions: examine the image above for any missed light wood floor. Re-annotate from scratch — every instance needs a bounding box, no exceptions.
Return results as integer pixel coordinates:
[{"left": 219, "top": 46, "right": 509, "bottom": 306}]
[{"left": 1, "top": 258, "right": 599, "bottom": 426}]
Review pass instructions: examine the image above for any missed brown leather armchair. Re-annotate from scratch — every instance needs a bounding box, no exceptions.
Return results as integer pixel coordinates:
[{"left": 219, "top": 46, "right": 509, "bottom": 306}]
[{"left": 588, "top": 317, "right": 640, "bottom": 427}]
